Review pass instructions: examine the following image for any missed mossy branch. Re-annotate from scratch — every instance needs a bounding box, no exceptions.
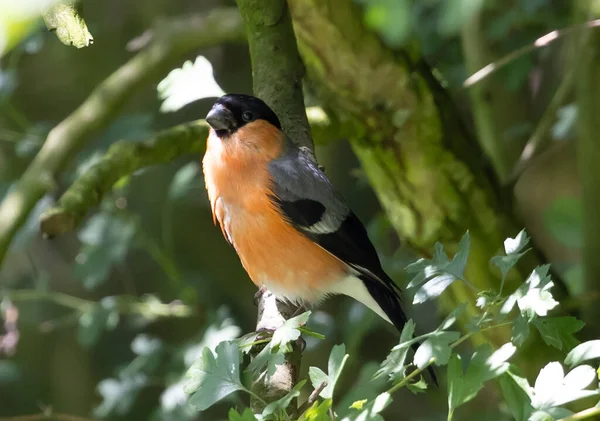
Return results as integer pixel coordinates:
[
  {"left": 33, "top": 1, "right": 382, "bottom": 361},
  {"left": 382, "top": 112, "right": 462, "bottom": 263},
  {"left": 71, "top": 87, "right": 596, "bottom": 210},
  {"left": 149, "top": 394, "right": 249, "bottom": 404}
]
[
  {"left": 39, "top": 121, "right": 208, "bottom": 237},
  {"left": 0, "top": 8, "right": 245, "bottom": 268},
  {"left": 43, "top": 0, "right": 94, "bottom": 48}
]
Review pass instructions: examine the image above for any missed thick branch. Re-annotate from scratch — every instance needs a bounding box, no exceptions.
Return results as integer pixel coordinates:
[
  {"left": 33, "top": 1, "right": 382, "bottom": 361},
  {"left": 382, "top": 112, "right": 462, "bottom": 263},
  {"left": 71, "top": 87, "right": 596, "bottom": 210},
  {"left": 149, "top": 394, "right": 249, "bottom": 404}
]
[
  {"left": 0, "top": 8, "right": 244, "bottom": 268},
  {"left": 235, "top": 0, "right": 312, "bottom": 410}
]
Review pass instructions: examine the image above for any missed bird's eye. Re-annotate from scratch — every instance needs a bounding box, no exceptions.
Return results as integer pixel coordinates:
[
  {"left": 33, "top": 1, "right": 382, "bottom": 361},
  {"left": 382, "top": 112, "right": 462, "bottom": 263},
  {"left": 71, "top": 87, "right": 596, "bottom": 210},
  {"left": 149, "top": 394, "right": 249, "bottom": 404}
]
[{"left": 242, "top": 111, "right": 254, "bottom": 122}]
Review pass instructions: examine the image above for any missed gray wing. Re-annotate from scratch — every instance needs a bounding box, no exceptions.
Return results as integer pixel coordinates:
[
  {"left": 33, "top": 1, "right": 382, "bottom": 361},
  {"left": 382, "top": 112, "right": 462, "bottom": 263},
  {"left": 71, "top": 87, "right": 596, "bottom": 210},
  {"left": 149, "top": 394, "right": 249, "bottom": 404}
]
[{"left": 266, "top": 146, "right": 401, "bottom": 294}]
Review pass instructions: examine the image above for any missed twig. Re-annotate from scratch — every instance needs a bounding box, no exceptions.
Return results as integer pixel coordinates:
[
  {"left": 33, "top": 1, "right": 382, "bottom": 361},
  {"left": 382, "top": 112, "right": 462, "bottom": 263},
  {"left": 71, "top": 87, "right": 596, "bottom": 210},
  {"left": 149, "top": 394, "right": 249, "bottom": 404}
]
[
  {"left": 295, "top": 381, "right": 327, "bottom": 417},
  {"left": 463, "top": 19, "right": 600, "bottom": 87},
  {"left": 557, "top": 406, "right": 600, "bottom": 421},
  {"left": 0, "top": 8, "right": 245, "bottom": 268},
  {"left": 1, "top": 289, "right": 193, "bottom": 318}
]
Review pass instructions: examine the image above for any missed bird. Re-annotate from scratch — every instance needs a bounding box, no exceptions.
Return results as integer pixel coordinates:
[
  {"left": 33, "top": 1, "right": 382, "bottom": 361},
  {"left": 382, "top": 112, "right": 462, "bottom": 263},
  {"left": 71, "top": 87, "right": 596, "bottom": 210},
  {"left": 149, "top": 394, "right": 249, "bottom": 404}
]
[{"left": 202, "top": 93, "right": 436, "bottom": 385}]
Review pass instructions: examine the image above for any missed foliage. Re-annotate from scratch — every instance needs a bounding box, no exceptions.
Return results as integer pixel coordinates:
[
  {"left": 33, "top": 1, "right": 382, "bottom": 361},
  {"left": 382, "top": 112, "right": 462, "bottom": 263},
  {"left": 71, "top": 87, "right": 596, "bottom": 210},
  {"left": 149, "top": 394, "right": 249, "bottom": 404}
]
[{"left": 179, "top": 230, "right": 599, "bottom": 421}]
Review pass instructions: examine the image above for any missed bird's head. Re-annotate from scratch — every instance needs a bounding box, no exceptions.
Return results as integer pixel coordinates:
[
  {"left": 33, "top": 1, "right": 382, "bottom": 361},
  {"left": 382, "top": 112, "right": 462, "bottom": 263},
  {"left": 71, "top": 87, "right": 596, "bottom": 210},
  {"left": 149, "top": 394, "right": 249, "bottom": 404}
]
[{"left": 205, "top": 94, "right": 282, "bottom": 138}]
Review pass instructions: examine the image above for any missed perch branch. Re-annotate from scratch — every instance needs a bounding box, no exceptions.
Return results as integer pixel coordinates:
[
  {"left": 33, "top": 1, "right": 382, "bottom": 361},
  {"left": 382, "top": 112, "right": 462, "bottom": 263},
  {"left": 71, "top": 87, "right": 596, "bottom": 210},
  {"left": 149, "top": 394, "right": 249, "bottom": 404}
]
[
  {"left": 234, "top": 0, "right": 313, "bottom": 411},
  {"left": 0, "top": 8, "right": 245, "bottom": 268}
]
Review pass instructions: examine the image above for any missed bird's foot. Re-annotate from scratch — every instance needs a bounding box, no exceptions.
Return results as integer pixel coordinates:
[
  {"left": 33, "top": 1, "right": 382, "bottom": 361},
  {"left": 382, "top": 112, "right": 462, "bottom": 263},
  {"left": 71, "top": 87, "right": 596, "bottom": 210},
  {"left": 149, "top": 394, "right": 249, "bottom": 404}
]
[
  {"left": 253, "top": 285, "right": 268, "bottom": 306},
  {"left": 255, "top": 327, "right": 275, "bottom": 341}
]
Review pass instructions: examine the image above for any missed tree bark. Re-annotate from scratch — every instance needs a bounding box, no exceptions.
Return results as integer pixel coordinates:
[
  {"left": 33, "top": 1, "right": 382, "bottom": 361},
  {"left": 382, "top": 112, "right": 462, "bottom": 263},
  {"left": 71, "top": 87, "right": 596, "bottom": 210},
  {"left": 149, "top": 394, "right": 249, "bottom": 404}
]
[{"left": 576, "top": 2, "right": 600, "bottom": 329}]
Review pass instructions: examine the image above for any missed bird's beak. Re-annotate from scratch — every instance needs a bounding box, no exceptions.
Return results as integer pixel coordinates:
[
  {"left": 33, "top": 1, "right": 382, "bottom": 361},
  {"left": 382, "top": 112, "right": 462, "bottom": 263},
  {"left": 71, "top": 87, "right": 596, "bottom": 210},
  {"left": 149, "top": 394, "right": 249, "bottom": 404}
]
[{"left": 206, "top": 104, "right": 236, "bottom": 132}]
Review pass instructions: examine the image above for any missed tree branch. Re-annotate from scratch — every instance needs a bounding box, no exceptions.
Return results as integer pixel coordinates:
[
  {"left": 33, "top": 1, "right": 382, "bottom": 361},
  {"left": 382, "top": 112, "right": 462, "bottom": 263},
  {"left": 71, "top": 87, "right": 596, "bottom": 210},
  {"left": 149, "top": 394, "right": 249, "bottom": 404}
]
[
  {"left": 0, "top": 8, "right": 245, "bottom": 268},
  {"left": 39, "top": 121, "right": 208, "bottom": 237},
  {"left": 1, "top": 289, "right": 193, "bottom": 318},
  {"left": 234, "top": 0, "right": 312, "bottom": 411}
]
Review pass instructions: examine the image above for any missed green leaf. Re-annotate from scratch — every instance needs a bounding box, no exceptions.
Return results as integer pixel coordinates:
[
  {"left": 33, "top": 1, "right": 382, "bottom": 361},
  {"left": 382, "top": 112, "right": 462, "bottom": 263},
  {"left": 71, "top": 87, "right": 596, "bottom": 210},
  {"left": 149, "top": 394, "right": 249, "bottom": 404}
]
[
  {"left": 158, "top": 56, "right": 225, "bottom": 113},
  {"left": 544, "top": 197, "right": 582, "bottom": 248},
  {"left": 185, "top": 341, "right": 248, "bottom": 411},
  {"left": 299, "top": 399, "right": 332, "bottom": 421},
  {"left": 438, "top": 304, "right": 467, "bottom": 330},
  {"left": 374, "top": 320, "right": 415, "bottom": 380},
  {"left": 499, "top": 372, "right": 533, "bottom": 421},
  {"left": 309, "top": 344, "right": 349, "bottom": 400},
  {"left": 533, "top": 317, "right": 584, "bottom": 351},
  {"left": 245, "top": 343, "right": 285, "bottom": 377},
  {"left": 74, "top": 213, "right": 137, "bottom": 289},
  {"left": 565, "top": 340, "right": 600, "bottom": 367},
  {"left": 229, "top": 408, "right": 258, "bottom": 421},
  {"left": 406, "top": 377, "right": 428, "bottom": 394},
  {"left": 262, "top": 379, "right": 307, "bottom": 418},
  {"left": 342, "top": 392, "right": 392, "bottom": 421},
  {"left": 413, "top": 331, "right": 460, "bottom": 369},
  {"left": 272, "top": 311, "right": 311, "bottom": 352},
  {"left": 408, "top": 233, "right": 470, "bottom": 304},
  {"left": 168, "top": 162, "right": 201, "bottom": 200},
  {"left": 512, "top": 314, "right": 531, "bottom": 347},
  {"left": 448, "top": 343, "right": 516, "bottom": 413},
  {"left": 413, "top": 274, "right": 457, "bottom": 304},
  {"left": 78, "top": 306, "right": 113, "bottom": 347},
  {"left": 337, "top": 362, "right": 387, "bottom": 418},
  {"left": 490, "top": 230, "right": 530, "bottom": 280},
  {"left": 491, "top": 252, "right": 528, "bottom": 280}
]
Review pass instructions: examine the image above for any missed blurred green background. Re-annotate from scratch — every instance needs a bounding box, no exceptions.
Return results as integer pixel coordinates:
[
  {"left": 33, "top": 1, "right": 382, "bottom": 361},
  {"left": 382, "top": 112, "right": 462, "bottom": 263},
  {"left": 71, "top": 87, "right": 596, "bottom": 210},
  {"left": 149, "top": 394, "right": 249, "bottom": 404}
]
[{"left": 0, "top": 0, "right": 591, "bottom": 420}]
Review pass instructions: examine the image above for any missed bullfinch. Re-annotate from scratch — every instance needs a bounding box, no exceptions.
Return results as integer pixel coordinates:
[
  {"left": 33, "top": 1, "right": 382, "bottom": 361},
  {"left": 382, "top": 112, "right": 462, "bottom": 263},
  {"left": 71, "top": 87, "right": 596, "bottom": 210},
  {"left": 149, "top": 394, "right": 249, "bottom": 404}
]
[{"left": 203, "top": 93, "right": 436, "bottom": 384}]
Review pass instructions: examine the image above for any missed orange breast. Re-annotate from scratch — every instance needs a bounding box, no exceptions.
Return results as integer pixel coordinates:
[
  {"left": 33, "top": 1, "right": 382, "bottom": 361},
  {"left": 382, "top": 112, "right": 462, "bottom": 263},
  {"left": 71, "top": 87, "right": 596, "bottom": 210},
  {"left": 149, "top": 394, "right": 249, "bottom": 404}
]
[{"left": 202, "top": 121, "right": 347, "bottom": 301}]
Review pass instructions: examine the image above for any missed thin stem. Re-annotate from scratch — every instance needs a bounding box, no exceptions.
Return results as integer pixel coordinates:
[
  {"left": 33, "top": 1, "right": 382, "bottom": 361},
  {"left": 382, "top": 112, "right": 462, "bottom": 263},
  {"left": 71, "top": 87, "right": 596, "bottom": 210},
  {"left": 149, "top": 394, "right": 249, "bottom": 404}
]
[
  {"left": 464, "top": 19, "right": 600, "bottom": 87},
  {"left": 298, "top": 327, "right": 325, "bottom": 340},
  {"left": 386, "top": 320, "right": 514, "bottom": 394},
  {"left": 387, "top": 358, "right": 434, "bottom": 394},
  {"left": 1, "top": 289, "right": 193, "bottom": 318},
  {"left": 240, "top": 339, "right": 272, "bottom": 349},
  {"left": 556, "top": 406, "right": 600, "bottom": 421},
  {"left": 2, "top": 289, "right": 95, "bottom": 312}
]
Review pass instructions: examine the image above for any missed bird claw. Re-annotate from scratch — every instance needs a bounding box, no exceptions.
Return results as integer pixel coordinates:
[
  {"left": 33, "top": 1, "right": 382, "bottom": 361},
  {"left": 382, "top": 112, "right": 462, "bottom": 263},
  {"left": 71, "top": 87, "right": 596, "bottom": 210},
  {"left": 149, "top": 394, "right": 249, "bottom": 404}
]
[
  {"left": 255, "top": 327, "right": 275, "bottom": 340},
  {"left": 253, "top": 286, "right": 267, "bottom": 306}
]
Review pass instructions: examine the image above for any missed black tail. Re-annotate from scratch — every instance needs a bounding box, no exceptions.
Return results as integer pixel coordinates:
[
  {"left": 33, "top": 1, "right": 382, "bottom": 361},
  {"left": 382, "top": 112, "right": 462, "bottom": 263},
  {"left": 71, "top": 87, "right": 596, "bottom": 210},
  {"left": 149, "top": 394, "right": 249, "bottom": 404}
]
[{"left": 361, "top": 274, "right": 439, "bottom": 387}]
